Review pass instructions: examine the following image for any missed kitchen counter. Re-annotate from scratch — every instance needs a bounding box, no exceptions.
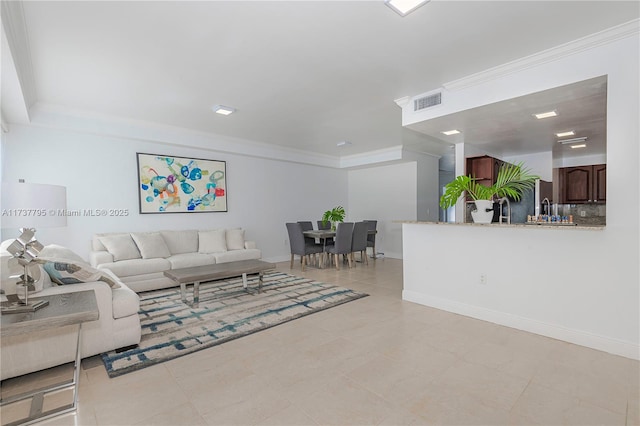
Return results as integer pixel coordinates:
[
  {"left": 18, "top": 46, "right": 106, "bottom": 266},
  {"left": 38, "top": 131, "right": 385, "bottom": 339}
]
[{"left": 399, "top": 221, "right": 605, "bottom": 230}]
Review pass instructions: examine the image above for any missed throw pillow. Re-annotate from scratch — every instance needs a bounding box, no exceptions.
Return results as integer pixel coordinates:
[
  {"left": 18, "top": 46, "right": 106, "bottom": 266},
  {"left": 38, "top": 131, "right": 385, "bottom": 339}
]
[
  {"left": 39, "top": 244, "right": 86, "bottom": 263},
  {"left": 38, "top": 258, "right": 121, "bottom": 289},
  {"left": 131, "top": 232, "right": 171, "bottom": 259},
  {"left": 226, "top": 228, "right": 245, "bottom": 251},
  {"left": 198, "top": 229, "right": 227, "bottom": 253},
  {"left": 160, "top": 230, "right": 198, "bottom": 254},
  {"left": 98, "top": 234, "right": 141, "bottom": 261}
]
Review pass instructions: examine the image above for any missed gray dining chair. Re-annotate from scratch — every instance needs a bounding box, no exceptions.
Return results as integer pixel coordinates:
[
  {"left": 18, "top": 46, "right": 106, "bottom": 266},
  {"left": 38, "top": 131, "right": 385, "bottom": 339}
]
[
  {"left": 325, "top": 222, "right": 354, "bottom": 270},
  {"left": 298, "top": 221, "right": 316, "bottom": 246},
  {"left": 363, "top": 220, "right": 377, "bottom": 259},
  {"left": 298, "top": 220, "right": 322, "bottom": 264},
  {"left": 317, "top": 220, "right": 331, "bottom": 230},
  {"left": 286, "top": 223, "right": 323, "bottom": 271},
  {"left": 316, "top": 220, "right": 335, "bottom": 246},
  {"left": 350, "top": 221, "right": 369, "bottom": 265}
]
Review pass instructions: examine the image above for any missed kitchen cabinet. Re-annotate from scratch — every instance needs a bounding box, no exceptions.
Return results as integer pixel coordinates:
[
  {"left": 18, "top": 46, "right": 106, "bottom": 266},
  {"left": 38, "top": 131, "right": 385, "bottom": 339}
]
[
  {"left": 560, "top": 164, "right": 606, "bottom": 203},
  {"left": 466, "top": 155, "right": 505, "bottom": 187}
]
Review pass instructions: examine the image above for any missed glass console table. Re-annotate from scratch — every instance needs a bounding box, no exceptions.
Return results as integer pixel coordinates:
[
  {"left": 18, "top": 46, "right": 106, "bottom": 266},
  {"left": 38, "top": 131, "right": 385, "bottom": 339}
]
[{"left": 1, "top": 290, "right": 99, "bottom": 426}]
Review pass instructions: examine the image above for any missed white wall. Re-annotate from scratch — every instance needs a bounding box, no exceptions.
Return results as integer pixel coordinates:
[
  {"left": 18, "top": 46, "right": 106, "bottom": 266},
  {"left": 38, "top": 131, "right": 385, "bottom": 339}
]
[
  {"left": 347, "top": 162, "right": 417, "bottom": 259},
  {"left": 552, "top": 153, "right": 607, "bottom": 169},
  {"left": 401, "top": 30, "right": 639, "bottom": 358},
  {"left": 403, "top": 150, "right": 440, "bottom": 222},
  {"left": 403, "top": 223, "right": 638, "bottom": 359},
  {"left": 503, "top": 151, "right": 553, "bottom": 182},
  {"left": 1, "top": 124, "right": 348, "bottom": 261}
]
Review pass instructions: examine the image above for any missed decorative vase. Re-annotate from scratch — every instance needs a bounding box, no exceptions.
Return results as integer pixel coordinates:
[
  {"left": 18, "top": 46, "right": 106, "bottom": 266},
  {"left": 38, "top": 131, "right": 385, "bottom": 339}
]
[{"left": 471, "top": 200, "right": 495, "bottom": 224}]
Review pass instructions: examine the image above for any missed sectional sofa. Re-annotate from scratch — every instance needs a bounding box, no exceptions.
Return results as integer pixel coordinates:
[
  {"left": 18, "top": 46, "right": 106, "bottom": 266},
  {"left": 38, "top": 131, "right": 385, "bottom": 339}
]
[
  {"left": 89, "top": 228, "right": 261, "bottom": 292},
  {"left": 0, "top": 244, "right": 141, "bottom": 381}
]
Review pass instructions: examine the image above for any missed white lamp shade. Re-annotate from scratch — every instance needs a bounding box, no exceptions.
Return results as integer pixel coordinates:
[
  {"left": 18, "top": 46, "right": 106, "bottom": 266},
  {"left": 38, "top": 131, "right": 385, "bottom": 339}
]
[{"left": 1, "top": 182, "right": 67, "bottom": 229}]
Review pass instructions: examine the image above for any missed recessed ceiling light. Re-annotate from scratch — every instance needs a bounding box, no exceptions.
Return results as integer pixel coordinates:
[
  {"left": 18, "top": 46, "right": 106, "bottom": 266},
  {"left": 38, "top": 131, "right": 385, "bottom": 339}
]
[
  {"left": 336, "top": 141, "right": 352, "bottom": 147},
  {"left": 558, "top": 136, "right": 588, "bottom": 144},
  {"left": 385, "top": 0, "right": 431, "bottom": 16},
  {"left": 441, "top": 130, "right": 460, "bottom": 136},
  {"left": 533, "top": 110, "right": 558, "bottom": 119},
  {"left": 212, "top": 105, "right": 236, "bottom": 115},
  {"left": 556, "top": 131, "right": 575, "bottom": 138},
  {"left": 570, "top": 144, "right": 587, "bottom": 149}
]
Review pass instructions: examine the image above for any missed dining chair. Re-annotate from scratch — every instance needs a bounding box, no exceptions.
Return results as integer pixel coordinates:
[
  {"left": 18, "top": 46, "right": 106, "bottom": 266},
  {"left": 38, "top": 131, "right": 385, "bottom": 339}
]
[
  {"left": 350, "top": 221, "right": 369, "bottom": 265},
  {"left": 286, "top": 223, "right": 323, "bottom": 271},
  {"left": 298, "top": 221, "right": 316, "bottom": 246},
  {"left": 324, "top": 222, "right": 354, "bottom": 270},
  {"left": 316, "top": 220, "right": 334, "bottom": 246},
  {"left": 363, "top": 220, "right": 377, "bottom": 259},
  {"left": 298, "top": 220, "right": 322, "bottom": 264},
  {"left": 317, "top": 220, "right": 331, "bottom": 230}
]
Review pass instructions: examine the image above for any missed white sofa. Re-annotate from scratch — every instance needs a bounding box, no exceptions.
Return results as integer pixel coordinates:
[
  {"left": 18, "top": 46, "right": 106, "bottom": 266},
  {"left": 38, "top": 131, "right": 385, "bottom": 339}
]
[
  {"left": 89, "top": 229, "right": 261, "bottom": 292},
  {"left": 1, "top": 244, "right": 141, "bottom": 381}
]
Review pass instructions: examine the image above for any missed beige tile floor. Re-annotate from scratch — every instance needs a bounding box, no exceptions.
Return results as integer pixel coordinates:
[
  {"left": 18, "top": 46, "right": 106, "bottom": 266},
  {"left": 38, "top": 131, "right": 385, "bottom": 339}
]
[{"left": 2, "top": 257, "right": 639, "bottom": 426}]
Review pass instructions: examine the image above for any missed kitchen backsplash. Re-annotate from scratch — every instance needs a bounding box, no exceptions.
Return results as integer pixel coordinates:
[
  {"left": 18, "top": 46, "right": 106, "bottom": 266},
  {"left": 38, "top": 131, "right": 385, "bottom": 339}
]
[
  {"left": 464, "top": 201, "right": 607, "bottom": 225},
  {"left": 557, "top": 203, "right": 607, "bottom": 226}
]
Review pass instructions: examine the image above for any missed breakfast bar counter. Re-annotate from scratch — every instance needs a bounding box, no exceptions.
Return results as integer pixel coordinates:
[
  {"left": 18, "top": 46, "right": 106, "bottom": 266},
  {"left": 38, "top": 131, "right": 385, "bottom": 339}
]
[
  {"left": 400, "top": 219, "right": 637, "bottom": 360},
  {"left": 399, "top": 220, "right": 604, "bottom": 230}
]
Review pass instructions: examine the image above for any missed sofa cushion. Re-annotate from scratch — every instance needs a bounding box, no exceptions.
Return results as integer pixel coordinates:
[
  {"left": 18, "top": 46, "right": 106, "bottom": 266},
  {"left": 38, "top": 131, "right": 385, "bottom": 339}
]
[
  {"left": 98, "top": 234, "right": 141, "bottom": 261},
  {"left": 198, "top": 230, "right": 227, "bottom": 253},
  {"left": 160, "top": 230, "right": 198, "bottom": 255},
  {"left": 97, "top": 258, "right": 171, "bottom": 278},
  {"left": 39, "top": 244, "right": 86, "bottom": 263},
  {"left": 213, "top": 248, "right": 262, "bottom": 264},
  {"left": 39, "top": 259, "right": 121, "bottom": 289},
  {"left": 167, "top": 253, "right": 215, "bottom": 269},
  {"left": 131, "top": 232, "right": 171, "bottom": 259},
  {"left": 226, "top": 228, "right": 245, "bottom": 251}
]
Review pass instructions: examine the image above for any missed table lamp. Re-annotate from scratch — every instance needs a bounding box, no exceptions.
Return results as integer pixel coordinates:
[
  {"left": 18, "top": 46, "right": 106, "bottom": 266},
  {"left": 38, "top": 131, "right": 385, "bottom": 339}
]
[{"left": 1, "top": 180, "right": 67, "bottom": 311}]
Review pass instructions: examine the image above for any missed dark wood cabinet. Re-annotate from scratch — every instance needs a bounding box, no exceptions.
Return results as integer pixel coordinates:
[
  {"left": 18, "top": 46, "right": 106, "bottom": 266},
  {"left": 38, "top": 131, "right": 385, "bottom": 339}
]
[
  {"left": 593, "top": 164, "right": 607, "bottom": 202},
  {"left": 560, "top": 164, "right": 606, "bottom": 203},
  {"left": 466, "top": 155, "right": 505, "bottom": 187}
]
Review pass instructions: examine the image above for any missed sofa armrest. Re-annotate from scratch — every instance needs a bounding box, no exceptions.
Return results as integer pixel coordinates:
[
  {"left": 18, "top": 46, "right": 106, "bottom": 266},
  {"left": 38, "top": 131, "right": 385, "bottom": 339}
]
[
  {"left": 244, "top": 240, "right": 257, "bottom": 249},
  {"left": 89, "top": 250, "right": 113, "bottom": 267},
  {"left": 37, "top": 280, "right": 112, "bottom": 320}
]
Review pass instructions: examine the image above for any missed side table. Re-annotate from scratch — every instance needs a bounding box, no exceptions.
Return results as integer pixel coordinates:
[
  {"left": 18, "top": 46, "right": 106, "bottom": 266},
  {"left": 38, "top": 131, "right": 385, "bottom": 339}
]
[{"left": 1, "top": 290, "right": 99, "bottom": 426}]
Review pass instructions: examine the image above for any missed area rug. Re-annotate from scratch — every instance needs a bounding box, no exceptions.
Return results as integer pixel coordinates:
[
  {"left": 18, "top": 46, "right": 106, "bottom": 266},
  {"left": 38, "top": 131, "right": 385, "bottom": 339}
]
[{"left": 101, "top": 272, "right": 368, "bottom": 377}]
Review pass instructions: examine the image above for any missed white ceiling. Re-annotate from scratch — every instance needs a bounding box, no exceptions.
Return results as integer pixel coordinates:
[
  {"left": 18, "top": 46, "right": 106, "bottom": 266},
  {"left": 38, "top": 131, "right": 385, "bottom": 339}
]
[
  {"left": 407, "top": 75, "right": 608, "bottom": 160},
  {"left": 3, "top": 1, "right": 639, "bottom": 160}
]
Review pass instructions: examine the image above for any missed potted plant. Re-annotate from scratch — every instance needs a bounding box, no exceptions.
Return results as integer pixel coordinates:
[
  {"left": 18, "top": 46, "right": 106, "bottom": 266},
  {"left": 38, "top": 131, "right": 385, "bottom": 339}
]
[
  {"left": 322, "top": 206, "right": 346, "bottom": 230},
  {"left": 440, "top": 162, "right": 539, "bottom": 223}
]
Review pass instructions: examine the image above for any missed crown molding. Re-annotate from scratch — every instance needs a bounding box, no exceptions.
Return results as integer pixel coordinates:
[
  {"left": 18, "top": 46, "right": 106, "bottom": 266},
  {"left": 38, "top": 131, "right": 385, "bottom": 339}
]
[
  {"left": 26, "top": 104, "right": 410, "bottom": 170},
  {"left": 1, "top": 1, "right": 36, "bottom": 113},
  {"left": 394, "top": 96, "right": 410, "bottom": 108},
  {"left": 26, "top": 104, "right": 427, "bottom": 170},
  {"left": 402, "top": 147, "right": 441, "bottom": 160},
  {"left": 444, "top": 19, "right": 640, "bottom": 92},
  {"left": 339, "top": 145, "right": 404, "bottom": 169}
]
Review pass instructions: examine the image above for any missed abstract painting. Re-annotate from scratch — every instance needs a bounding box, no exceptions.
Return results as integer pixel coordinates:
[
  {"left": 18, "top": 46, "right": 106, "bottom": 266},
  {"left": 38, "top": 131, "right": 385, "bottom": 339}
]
[{"left": 137, "top": 153, "right": 227, "bottom": 213}]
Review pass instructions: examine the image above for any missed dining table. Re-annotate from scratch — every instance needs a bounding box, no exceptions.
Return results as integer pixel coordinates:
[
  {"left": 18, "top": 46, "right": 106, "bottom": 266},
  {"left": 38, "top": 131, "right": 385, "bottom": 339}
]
[{"left": 302, "top": 229, "right": 377, "bottom": 268}]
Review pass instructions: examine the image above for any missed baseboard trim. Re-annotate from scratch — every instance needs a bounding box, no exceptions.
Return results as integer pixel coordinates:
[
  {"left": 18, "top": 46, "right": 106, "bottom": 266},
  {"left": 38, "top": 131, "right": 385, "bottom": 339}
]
[{"left": 402, "top": 290, "right": 640, "bottom": 361}]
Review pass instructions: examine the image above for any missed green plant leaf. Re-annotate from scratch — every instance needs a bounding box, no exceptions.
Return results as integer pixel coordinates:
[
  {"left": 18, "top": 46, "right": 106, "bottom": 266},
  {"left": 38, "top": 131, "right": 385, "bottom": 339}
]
[
  {"left": 322, "top": 205, "right": 346, "bottom": 224},
  {"left": 439, "top": 161, "right": 539, "bottom": 209}
]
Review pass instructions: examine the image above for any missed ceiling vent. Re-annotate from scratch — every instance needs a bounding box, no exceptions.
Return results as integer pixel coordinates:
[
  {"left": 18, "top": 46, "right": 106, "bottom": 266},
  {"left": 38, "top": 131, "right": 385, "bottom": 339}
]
[{"left": 414, "top": 92, "right": 442, "bottom": 111}]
